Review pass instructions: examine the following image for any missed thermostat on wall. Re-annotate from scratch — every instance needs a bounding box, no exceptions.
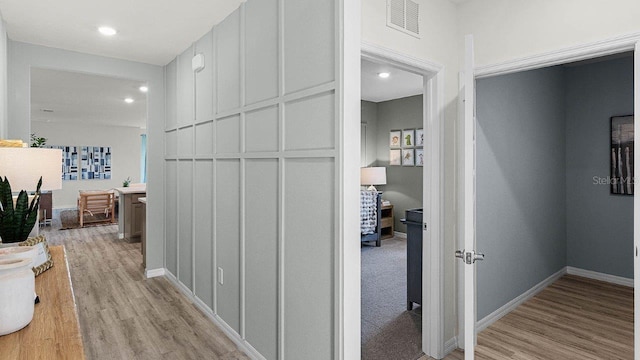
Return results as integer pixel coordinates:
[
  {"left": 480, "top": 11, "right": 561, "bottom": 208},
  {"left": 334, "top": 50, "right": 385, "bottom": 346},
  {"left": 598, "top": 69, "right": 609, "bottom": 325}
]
[{"left": 192, "top": 53, "right": 205, "bottom": 72}]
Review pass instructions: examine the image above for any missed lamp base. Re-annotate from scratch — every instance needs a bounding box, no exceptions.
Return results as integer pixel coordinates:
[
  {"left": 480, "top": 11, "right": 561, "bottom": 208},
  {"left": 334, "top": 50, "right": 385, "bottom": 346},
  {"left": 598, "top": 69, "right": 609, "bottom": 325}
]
[{"left": 366, "top": 185, "right": 377, "bottom": 192}]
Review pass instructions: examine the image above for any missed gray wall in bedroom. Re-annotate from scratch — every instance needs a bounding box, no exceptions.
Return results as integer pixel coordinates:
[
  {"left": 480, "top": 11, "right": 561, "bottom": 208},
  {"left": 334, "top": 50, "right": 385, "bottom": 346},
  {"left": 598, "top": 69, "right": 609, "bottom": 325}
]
[
  {"left": 361, "top": 100, "right": 378, "bottom": 167},
  {"left": 164, "top": 1, "right": 339, "bottom": 359},
  {"left": 565, "top": 56, "right": 634, "bottom": 278},
  {"left": 365, "top": 95, "right": 423, "bottom": 233},
  {"left": 476, "top": 67, "right": 567, "bottom": 320}
]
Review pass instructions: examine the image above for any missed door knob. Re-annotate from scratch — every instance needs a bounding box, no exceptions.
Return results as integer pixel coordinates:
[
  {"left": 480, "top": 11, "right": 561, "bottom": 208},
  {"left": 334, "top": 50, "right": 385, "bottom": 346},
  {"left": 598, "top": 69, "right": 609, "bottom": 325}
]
[{"left": 473, "top": 252, "right": 485, "bottom": 262}]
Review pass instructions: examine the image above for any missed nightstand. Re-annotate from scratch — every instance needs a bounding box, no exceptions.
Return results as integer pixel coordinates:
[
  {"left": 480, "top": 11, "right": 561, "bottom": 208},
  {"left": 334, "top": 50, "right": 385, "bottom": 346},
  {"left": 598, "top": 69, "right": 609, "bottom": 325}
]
[{"left": 380, "top": 204, "right": 394, "bottom": 239}]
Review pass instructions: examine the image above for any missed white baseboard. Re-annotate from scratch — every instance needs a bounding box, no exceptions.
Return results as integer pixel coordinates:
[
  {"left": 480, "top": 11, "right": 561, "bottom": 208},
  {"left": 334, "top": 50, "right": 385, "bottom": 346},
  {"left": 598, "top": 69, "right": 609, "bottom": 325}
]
[
  {"left": 145, "top": 268, "right": 166, "bottom": 278},
  {"left": 476, "top": 267, "right": 566, "bottom": 332},
  {"left": 393, "top": 231, "right": 407, "bottom": 239},
  {"left": 444, "top": 336, "right": 458, "bottom": 355},
  {"left": 162, "top": 270, "right": 265, "bottom": 360},
  {"left": 566, "top": 266, "right": 633, "bottom": 287}
]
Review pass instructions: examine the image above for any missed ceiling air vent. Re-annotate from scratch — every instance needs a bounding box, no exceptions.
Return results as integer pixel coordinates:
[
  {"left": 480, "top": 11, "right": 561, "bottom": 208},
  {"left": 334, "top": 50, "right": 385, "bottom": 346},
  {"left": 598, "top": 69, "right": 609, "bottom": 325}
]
[{"left": 387, "top": 0, "right": 420, "bottom": 38}]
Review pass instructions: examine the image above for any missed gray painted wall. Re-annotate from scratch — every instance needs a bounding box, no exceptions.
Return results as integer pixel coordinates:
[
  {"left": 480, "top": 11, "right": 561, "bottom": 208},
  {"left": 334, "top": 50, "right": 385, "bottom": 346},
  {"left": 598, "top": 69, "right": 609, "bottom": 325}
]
[
  {"left": 476, "top": 67, "right": 567, "bottom": 320},
  {"left": 371, "top": 95, "right": 423, "bottom": 233},
  {"left": 361, "top": 101, "right": 378, "bottom": 167},
  {"left": 6, "top": 41, "right": 165, "bottom": 271},
  {"left": 565, "top": 56, "right": 634, "bottom": 278},
  {"left": 164, "top": 1, "right": 338, "bottom": 359}
]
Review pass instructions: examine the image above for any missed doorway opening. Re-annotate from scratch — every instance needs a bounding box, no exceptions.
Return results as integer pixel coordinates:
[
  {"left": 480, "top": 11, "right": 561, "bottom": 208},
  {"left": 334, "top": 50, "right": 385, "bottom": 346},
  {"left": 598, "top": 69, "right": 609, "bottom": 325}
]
[
  {"left": 360, "top": 56, "right": 425, "bottom": 360},
  {"left": 462, "top": 47, "right": 635, "bottom": 358},
  {"left": 30, "top": 67, "right": 148, "bottom": 261},
  {"left": 360, "top": 42, "right": 446, "bottom": 359}
]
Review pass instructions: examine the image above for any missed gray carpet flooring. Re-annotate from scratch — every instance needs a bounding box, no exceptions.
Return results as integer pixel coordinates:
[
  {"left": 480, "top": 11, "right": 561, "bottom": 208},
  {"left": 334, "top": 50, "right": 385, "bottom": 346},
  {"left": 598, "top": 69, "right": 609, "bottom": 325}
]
[{"left": 361, "top": 237, "right": 423, "bottom": 360}]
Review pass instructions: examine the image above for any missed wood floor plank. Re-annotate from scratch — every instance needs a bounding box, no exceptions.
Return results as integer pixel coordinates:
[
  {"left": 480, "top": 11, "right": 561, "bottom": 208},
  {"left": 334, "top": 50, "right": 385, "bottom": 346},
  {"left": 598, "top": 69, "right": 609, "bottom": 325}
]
[
  {"left": 418, "top": 274, "right": 633, "bottom": 360},
  {"left": 42, "top": 224, "right": 249, "bottom": 360}
]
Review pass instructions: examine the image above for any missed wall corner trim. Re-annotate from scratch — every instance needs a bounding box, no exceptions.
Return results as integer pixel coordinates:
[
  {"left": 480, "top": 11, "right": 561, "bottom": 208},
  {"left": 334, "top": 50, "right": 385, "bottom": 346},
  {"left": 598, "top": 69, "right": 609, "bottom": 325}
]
[
  {"left": 444, "top": 336, "right": 458, "bottom": 355},
  {"left": 145, "top": 268, "right": 167, "bottom": 278},
  {"left": 476, "top": 267, "right": 566, "bottom": 332},
  {"left": 476, "top": 32, "right": 640, "bottom": 79},
  {"left": 566, "top": 266, "right": 633, "bottom": 287}
]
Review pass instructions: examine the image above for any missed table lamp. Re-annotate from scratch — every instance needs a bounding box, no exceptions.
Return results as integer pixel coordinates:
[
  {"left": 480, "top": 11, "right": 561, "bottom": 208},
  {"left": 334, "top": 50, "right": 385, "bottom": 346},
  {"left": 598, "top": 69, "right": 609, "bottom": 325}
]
[
  {"left": 360, "top": 167, "right": 387, "bottom": 192},
  {"left": 0, "top": 147, "right": 62, "bottom": 193}
]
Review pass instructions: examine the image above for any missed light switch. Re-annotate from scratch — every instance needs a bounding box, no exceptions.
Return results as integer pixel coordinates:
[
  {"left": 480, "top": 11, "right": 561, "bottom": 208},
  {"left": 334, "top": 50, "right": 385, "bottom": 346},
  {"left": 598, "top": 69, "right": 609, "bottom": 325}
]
[{"left": 217, "top": 267, "right": 223, "bottom": 285}]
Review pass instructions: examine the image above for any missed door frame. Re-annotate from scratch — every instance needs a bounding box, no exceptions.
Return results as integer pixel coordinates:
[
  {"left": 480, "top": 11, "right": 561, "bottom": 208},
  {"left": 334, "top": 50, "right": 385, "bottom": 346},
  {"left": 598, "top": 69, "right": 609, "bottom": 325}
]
[
  {"left": 361, "top": 41, "right": 446, "bottom": 358},
  {"left": 458, "top": 31, "right": 640, "bottom": 357}
]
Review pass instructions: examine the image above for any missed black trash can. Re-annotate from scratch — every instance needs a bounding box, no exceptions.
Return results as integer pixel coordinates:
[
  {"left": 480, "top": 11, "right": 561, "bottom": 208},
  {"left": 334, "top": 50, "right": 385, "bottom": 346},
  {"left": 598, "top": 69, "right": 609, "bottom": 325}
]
[{"left": 401, "top": 208, "right": 422, "bottom": 311}]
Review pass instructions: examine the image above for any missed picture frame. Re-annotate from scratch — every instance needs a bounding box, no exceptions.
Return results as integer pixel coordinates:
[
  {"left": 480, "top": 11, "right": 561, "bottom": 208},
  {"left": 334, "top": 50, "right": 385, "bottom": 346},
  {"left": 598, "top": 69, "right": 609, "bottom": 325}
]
[
  {"left": 389, "top": 149, "right": 401, "bottom": 166},
  {"left": 415, "top": 128, "right": 424, "bottom": 147},
  {"left": 19, "top": 235, "right": 53, "bottom": 276},
  {"left": 416, "top": 149, "right": 424, "bottom": 167},
  {"left": 389, "top": 130, "right": 401, "bottom": 148},
  {"left": 402, "top": 129, "right": 415, "bottom": 148},
  {"left": 402, "top": 149, "right": 415, "bottom": 166},
  {"left": 611, "top": 115, "right": 634, "bottom": 195}
]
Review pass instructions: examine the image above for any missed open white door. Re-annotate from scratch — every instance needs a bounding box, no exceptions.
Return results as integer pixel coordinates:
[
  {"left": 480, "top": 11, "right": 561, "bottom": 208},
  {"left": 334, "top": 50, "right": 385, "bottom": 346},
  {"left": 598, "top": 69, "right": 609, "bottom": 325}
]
[
  {"left": 634, "top": 41, "right": 640, "bottom": 360},
  {"left": 456, "top": 34, "right": 483, "bottom": 360}
]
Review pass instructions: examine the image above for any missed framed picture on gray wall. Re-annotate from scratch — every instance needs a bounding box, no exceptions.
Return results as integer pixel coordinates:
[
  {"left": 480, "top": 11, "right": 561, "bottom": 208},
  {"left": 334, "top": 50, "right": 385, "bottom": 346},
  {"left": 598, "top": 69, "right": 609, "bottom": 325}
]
[
  {"left": 390, "top": 130, "right": 401, "bottom": 148},
  {"left": 610, "top": 115, "right": 634, "bottom": 195},
  {"left": 402, "top": 129, "right": 415, "bottom": 148},
  {"left": 402, "top": 149, "right": 414, "bottom": 166},
  {"left": 390, "top": 149, "right": 401, "bottom": 165},
  {"left": 415, "top": 128, "right": 424, "bottom": 147},
  {"left": 416, "top": 149, "right": 424, "bottom": 166}
]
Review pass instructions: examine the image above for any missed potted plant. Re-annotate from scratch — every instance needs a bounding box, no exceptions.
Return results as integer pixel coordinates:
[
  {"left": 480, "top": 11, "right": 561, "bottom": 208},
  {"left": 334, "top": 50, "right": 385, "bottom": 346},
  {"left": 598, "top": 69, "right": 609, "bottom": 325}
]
[
  {"left": 0, "top": 177, "right": 42, "bottom": 244},
  {"left": 123, "top": 177, "right": 131, "bottom": 187},
  {"left": 29, "top": 134, "right": 47, "bottom": 148}
]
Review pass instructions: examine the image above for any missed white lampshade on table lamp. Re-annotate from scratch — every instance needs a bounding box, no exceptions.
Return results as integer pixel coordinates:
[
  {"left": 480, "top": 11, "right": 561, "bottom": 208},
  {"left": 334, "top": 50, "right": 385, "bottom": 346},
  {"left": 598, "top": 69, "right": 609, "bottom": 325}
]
[
  {"left": 361, "top": 167, "right": 387, "bottom": 192},
  {"left": 0, "top": 148, "right": 62, "bottom": 192}
]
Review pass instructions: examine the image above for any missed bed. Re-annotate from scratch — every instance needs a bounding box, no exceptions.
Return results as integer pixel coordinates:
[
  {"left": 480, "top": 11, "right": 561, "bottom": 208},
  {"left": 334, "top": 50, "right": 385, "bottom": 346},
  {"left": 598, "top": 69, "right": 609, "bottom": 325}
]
[{"left": 360, "top": 190, "right": 382, "bottom": 247}]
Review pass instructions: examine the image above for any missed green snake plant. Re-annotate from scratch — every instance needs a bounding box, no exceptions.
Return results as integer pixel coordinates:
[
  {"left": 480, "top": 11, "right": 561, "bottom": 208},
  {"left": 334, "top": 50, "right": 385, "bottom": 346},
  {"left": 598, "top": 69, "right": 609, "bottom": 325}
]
[{"left": 0, "top": 176, "right": 42, "bottom": 243}]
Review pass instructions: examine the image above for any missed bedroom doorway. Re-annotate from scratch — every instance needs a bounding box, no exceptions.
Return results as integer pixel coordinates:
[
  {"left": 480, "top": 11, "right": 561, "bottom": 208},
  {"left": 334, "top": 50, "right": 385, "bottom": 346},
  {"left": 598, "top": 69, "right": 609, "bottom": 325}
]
[
  {"left": 360, "top": 43, "right": 446, "bottom": 359},
  {"left": 459, "top": 34, "right": 639, "bottom": 359}
]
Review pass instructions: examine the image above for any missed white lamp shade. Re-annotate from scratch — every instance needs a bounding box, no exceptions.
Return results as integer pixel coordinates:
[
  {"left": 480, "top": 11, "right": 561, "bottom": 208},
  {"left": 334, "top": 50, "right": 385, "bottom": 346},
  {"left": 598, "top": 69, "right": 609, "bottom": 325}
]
[
  {"left": 0, "top": 148, "right": 63, "bottom": 191},
  {"left": 361, "top": 167, "right": 387, "bottom": 186}
]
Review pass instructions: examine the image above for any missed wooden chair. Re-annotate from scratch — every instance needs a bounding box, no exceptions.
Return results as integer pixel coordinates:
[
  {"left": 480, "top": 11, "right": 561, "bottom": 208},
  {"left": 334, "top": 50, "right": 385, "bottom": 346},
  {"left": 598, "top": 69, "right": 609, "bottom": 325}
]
[{"left": 77, "top": 190, "right": 115, "bottom": 227}]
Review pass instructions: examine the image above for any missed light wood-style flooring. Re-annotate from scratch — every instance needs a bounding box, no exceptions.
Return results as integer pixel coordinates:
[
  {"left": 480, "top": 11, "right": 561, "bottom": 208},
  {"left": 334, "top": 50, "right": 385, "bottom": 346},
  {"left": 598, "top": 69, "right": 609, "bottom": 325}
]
[
  {"left": 420, "top": 275, "right": 633, "bottom": 360},
  {"left": 42, "top": 224, "right": 249, "bottom": 360}
]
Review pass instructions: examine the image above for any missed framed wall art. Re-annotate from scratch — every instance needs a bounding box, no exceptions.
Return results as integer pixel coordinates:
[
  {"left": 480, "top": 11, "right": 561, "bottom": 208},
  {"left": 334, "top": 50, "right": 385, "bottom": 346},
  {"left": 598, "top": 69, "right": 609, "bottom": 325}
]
[
  {"left": 389, "top": 130, "right": 401, "bottom": 148},
  {"left": 402, "top": 149, "right": 414, "bottom": 166},
  {"left": 415, "top": 128, "right": 424, "bottom": 147},
  {"left": 402, "top": 129, "right": 415, "bottom": 148},
  {"left": 611, "top": 115, "right": 634, "bottom": 195},
  {"left": 416, "top": 149, "right": 424, "bottom": 166},
  {"left": 390, "top": 149, "right": 401, "bottom": 166}
]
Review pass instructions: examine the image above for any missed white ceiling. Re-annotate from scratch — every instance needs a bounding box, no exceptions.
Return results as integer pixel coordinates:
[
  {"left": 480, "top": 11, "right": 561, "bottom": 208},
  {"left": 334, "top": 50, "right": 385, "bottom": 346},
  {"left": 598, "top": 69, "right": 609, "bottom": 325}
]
[
  {"left": 0, "top": 0, "right": 245, "bottom": 65},
  {"left": 31, "top": 68, "right": 147, "bottom": 128},
  {"left": 361, "top": 58, "right": 423, "bottom": 103}
]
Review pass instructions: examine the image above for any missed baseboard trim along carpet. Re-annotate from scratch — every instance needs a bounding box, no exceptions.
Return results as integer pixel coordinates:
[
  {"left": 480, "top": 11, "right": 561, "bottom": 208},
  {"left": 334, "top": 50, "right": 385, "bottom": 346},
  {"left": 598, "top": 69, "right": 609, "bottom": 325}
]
[
  {"left": 566, "top": 266, "right": 633, "bottom": 287},
  {"left": 163, "top": 270, "right": 265, "bottom": 360},
  {"left": 477, "top": 266, "right": 634, "bottom": 332},
  {"left": 476, "top": 267, "right": 565, "bottom": 332},
  {"left": 145, "top": 268, "right": 166, "bottom": 279},
  {"left": 393, "top": 231, "right": 407, "bottom": 239}
]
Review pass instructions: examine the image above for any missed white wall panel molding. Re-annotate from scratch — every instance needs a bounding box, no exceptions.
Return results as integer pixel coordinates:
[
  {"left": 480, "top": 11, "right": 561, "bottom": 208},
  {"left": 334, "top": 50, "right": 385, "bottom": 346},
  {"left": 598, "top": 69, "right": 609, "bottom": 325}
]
[
  {"left": 164, "top": 0, "right": 343, "bottom": 358},
  {"left": 476, "top": 31, "right": 640, "bottom": 79}
]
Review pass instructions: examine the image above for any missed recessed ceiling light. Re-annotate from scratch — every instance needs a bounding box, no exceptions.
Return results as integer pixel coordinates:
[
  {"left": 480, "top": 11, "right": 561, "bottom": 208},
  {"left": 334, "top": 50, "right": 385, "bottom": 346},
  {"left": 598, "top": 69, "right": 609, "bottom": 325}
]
[
  {"left": 139, "top": 86, "right": 148, "bottom": 93},
  {"left": 124, "top": 98, "right": 134, "bottom": 104},
  {"left": 378, "top": 72, "right": 390, "bottom": 79},
  {"left": 98, "top": 26, "right": 117, "bottom": 36}
]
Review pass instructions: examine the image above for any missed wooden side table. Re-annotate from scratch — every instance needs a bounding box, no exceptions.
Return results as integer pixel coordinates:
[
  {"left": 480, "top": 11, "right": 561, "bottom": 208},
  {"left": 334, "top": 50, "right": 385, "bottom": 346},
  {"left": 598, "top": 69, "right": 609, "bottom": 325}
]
[{"left": 380, "top": 204, "right": 394, "bottom": 239}]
